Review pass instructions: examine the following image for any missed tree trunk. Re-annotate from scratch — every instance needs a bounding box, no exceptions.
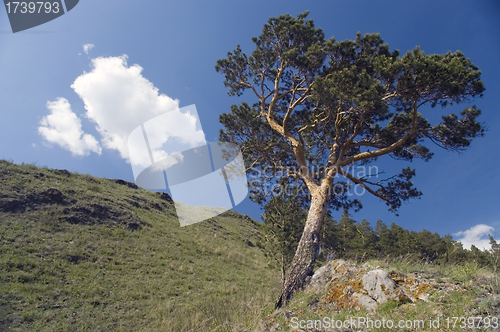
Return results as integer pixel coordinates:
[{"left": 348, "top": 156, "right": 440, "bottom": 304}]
[
  {"left": 281, "top": 254, "right": 286, "bottom": 286},
  {"left": 275, "top": 184, "right": 329, "bottom": 308}
]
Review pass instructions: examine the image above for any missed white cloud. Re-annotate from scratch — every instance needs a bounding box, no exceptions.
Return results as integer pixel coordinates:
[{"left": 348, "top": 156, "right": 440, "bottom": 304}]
[
  {"left": 39, "top": 55, "right": 205, "bottom": 172},
  {"left": 38, "top": 98, "right": 102, "bottom": 157},
  {"left": 454, "top": 224, "right": 498, "bottom": 251},
  {"left": 82, "top": 43, "right": 95, "bottom": 54},
  {"left": 70, "top": 55, "right": 205, "bottom": 161}
]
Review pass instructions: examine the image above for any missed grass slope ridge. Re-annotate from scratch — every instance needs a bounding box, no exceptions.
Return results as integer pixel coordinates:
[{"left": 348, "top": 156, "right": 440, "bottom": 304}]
[{"left": 0, "top": 160, "right": 280, "bottom": 332}]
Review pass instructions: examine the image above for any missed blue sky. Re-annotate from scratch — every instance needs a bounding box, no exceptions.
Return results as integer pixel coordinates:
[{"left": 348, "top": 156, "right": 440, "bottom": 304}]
[{"left": 1, "top": 0, "right": 499, "bottom": 249}]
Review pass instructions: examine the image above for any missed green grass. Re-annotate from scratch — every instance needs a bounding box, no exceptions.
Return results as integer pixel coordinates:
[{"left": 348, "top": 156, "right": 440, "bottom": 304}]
[{"left": 0, "top": 160, "right": 280, "bottom": 331}]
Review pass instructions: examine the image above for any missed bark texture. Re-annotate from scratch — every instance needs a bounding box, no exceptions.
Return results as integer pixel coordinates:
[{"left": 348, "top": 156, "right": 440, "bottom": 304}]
[{"left": 275, "top": 185, "right": 329, "bottom": 308}]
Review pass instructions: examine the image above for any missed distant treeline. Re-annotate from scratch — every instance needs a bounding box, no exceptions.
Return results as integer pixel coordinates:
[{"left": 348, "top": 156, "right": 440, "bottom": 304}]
[
  {"left": 320, "top": 210, "right": 496, "bottom": 267},
  {"left": 262, "top": 197, "right": 500, "bottom": 275}
]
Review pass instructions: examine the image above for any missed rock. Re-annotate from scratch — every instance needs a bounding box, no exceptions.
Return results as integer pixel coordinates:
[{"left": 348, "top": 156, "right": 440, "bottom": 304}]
[
  {"left": 352, "top": 292, "right": 378, "bottom": 311},
  {"left": 53, "top": 169, "right": 71, "bottom": 177},
  {"left": 159, "top": 192, "right": 173, "bottom": 203},
  {"left": 362, "top": 269, "right": 400, "bottom": 303},
  {"left": 126, "top": 199, "right": 141, "bottom": 208},
  {"left": 151, "top": 203, "right": 163, "bottom": 211},
  {"left": 64, "top": 203, "right": 149, "bottom": 230},
  {"left": 0, "top": 169, "right": 10, "bottom": 179},
  {"left": 67, "top": 255, "right": 88, "bottom": 264},
  {"left": 0, "top": 199, "right": 26, "bottom": 213},
  {"left": 0, "top": 188, "right": 74, "bottom": 213},
  {"left": 258, "top": 259, "right": 480, "bottom": 332},
  {"left": 27, "top": 188, "right": 70, "bottom": 205},
  {"left": 127, "top": 222, "right": 140, "bottom": 231},
  {"left": 65, "top": 204, "right": 116, "bottom": 225},
  {"left": 114, "top": 179, "right": 139, "bottom": 189},
  {"left": 307, "top": 259, "right": 361, "bottom": 293},
  {"left": 86, "top": 177, "right": 100, "bottom": 184},
  {"left": 303, "top": 259, "right": 464, "bottom": 312},
  {"left": 307, "top": 262, "right": 335, "bottom": 293}
]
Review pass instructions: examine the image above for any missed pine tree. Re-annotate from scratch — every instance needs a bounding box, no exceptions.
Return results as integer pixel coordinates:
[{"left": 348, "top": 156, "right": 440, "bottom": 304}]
[
  {"left": 489, "top": 235, "right": 500, "bottom": 273},
  {"left": 320, "top": 214, "right": 339, "bottom": 260},
  {"left": 216, "top": 12, "right": 486, "bottom": 306}
]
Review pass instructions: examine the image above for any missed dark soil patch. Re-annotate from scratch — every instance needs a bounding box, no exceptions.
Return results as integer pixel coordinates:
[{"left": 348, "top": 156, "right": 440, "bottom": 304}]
[
  {"left": 67, "top": 255, "right": 89, "bottom": 264},
  {"left": 63, "top": 203, "right": 149, "bottom": 229},
  {"left": 0, "top": 189, "right": 75, "bottom": 213}
]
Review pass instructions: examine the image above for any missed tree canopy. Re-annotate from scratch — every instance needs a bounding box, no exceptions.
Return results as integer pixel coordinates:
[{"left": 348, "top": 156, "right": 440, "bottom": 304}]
[{"left": 216, "top": 11, "right": 484, "bottom": 212}]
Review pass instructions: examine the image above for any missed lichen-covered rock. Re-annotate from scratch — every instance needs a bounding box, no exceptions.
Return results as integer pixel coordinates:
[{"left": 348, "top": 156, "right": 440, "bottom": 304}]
[
  {"left": 304, "top": 260, "right": 464, "bottom": 312},
  {"left": 256, "top": 260, "right": 494, "bottom": 332},
  {"left": 307, "top": 259, "right": 358, "bottom": 293},
  {"left": 352, "top": 292, "right": 377, "bottom": 310},
  {"left": 361, "top": 269, "right": 400, "bottom": 303}
]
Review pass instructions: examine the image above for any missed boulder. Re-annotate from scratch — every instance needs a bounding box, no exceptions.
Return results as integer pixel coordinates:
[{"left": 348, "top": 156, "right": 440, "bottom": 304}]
[
  {"left": 304, "top": 259, "right": 464, "bottom": 311},
  {"left": 159, "top": 192, "right": 173, "bottom": 203},
  {"left": 53, "top": 169, "right": 71, "bottom": 177},
  {"left": 307, "top": 259, "right": 358, "bottom": 293},
  {"left": 362, "top": 269, "right": 400, "bottom": 303},
  {"left": 114, "top": 179, "right": 139, "bottom": 189}
]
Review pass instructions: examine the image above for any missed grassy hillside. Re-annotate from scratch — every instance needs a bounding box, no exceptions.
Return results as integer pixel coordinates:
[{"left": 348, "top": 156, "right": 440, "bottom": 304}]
[
  {"left": 4, "top": 159, "right": 500, "bottom": 332},
  {"left": 0, "top": 160, "right": 280, "bottom": 331}
]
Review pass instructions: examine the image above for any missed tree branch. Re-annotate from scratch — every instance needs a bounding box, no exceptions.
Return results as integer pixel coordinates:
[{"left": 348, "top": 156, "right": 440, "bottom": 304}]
[
  {"left": 283, "top": 78, "right": 307, "bottom": 131},
  {"left": 341, "top": 99, "right": 420, "bottom": 166},
  {"left": 260, "top": 63, "right": 315, "bottom": 190},
  {"left": 339, "top": 169, "right": 389, "bottom": 202}
]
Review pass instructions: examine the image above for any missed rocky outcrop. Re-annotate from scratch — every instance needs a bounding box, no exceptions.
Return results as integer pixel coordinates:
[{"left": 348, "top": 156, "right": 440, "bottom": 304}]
[
  {"left": 306, "top": 259, "right": 464, "bottom": 311},
  {"left": 0, "top": 187, "right": 149, "bottom": 230},
  {"left": 62, "top": 203, "right": 149, "bottom": 230},
  {"left": 114, "top": 179, "right": 139, "bottom": 189},
  {"left": 158, "top": 192, "right": 174, "bottom": 203},
  {"left": 256, "top": 260, "right": 472, "bottom": 332},
  {"left": 0, "top": 188, "right": 75, "bottom": 213}
]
